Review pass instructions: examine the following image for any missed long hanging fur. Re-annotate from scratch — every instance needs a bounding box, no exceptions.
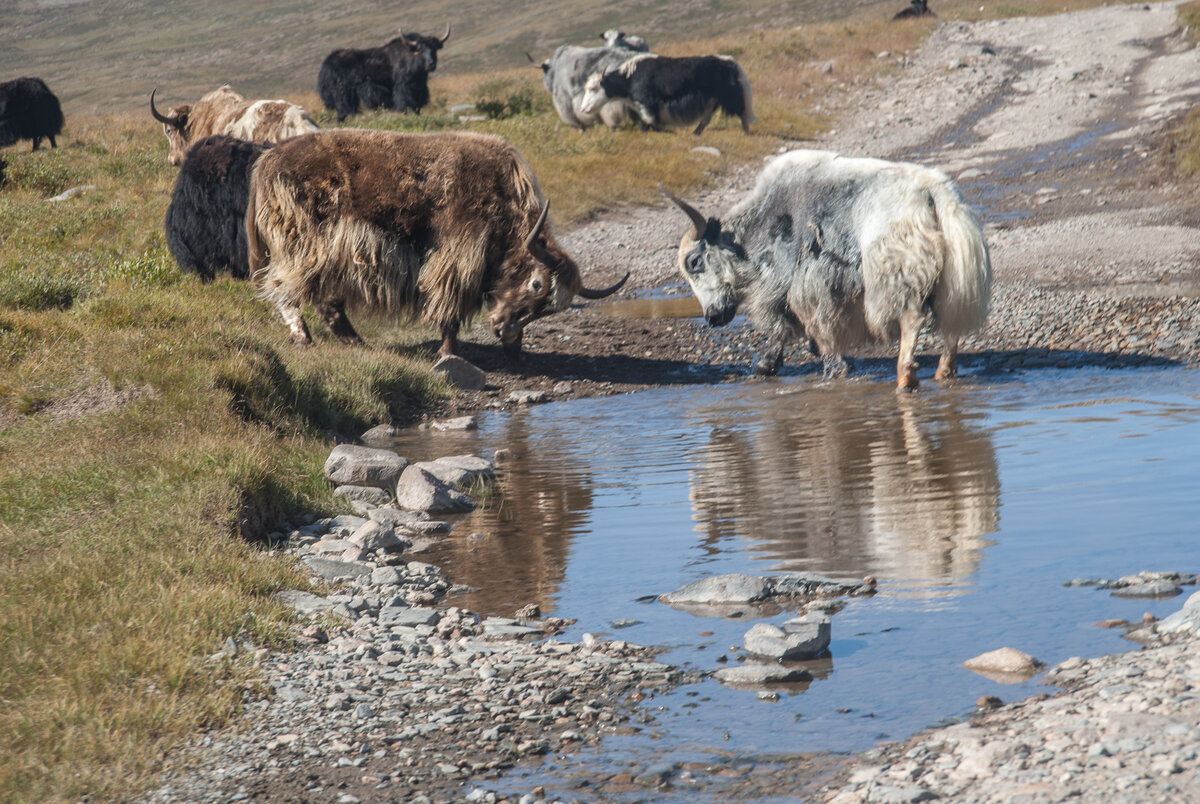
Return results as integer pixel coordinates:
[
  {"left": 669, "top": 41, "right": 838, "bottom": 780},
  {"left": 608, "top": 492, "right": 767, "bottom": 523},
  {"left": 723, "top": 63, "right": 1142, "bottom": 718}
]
[{"left": 245, "top": 129, "right": 554, "bottom": 335}]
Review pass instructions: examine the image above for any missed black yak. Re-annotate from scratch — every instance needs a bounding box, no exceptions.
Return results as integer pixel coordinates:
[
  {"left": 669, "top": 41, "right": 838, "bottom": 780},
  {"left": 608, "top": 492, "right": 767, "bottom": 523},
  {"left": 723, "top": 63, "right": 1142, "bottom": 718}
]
[
  {"left": 165, "top": 135, "right": 269, "bottom": 281},
  {"left": 0, "top": 77, "right": 64, "bottom": 151},
  {"left": 317, "top": 25, "right": 450, "bottom": 122}
]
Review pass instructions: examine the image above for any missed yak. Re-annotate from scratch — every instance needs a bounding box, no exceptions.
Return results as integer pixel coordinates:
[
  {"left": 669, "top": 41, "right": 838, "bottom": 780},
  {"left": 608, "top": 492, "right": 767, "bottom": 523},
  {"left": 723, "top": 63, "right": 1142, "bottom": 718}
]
[
  {"left": 165, "top": 135, "right": 269, "bottom": 281},
  {"left": 317, "top": 25, "right": 450, "bottom": 122},
  {"left": 245, "top": 129, "right": 627, "bottom": 357},
  {"left": 580, "top": 53, "right": 754, "bottom": 134},
  {"left": 536, "top": 33, "right": 649, "bottom": 131},
  {"left": 150, "top": 86, "right": 317, "bottom": 166},
  {"left": 893, "top": 1, "right": 935, "bottom": 20},
  {"left": 0, "top": 77, "right": 64, "bottom": 151},
  {"left": 662, "top": 150, "right": 991, "bottom": 389}
]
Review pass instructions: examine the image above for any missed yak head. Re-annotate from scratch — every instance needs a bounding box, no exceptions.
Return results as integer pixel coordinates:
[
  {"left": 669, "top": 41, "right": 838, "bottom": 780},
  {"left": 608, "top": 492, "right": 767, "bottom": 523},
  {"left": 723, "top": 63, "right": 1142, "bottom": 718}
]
[
  {"left": 579, "top": 70, "right": 624, "bottom": 115},
  {"left": 396, "top": 24, "right": 451, "bottom": 72},
  {"left": 488, "top": 200, "right": 628, "bottom": 359},
  {"left": 149, "top": 88, "right": 193, "bottom": 166},
  {"left": 662, "top": 186, "right": 746, "bottom": 327}
]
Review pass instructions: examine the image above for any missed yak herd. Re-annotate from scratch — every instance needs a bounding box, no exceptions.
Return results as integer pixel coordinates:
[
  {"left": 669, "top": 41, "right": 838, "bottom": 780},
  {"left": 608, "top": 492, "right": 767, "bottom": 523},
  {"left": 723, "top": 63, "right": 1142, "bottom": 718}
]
[{"left": 3, "top": 3, "right": 985, "bottom": 389}]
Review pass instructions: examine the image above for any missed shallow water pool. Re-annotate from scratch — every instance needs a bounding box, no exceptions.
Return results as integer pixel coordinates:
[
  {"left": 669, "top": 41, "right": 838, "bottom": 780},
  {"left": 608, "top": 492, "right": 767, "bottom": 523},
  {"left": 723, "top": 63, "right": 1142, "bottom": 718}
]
[{"left": 385, "top": 366, "right": 1200, "bottom": 793}]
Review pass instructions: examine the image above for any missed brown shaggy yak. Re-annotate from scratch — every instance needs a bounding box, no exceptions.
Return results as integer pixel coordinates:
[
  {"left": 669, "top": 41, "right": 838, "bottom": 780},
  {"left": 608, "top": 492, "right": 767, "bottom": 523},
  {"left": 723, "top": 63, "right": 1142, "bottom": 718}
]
[{"left": 245, "top": 129, "right": 626, "bottom": 357}]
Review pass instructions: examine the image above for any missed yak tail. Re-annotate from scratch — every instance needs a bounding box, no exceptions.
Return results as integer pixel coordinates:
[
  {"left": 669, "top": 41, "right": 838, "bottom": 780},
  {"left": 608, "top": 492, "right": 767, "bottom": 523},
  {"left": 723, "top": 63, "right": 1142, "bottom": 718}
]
[
  {"left": 929, "top": 178, "right": 991, "bottom": 339},
  {"left": 735, "top": 63, "right": 756, "bottom": 125},
  {"left": 244, "top": 173, "right": 267, "bottom": 284}
]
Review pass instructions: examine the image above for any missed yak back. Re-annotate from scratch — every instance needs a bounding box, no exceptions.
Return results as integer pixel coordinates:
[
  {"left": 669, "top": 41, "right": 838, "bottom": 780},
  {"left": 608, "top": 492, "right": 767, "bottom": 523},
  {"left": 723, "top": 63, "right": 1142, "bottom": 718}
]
[{"left": 249, "top": 130, "right": 546, "bottom": 330}]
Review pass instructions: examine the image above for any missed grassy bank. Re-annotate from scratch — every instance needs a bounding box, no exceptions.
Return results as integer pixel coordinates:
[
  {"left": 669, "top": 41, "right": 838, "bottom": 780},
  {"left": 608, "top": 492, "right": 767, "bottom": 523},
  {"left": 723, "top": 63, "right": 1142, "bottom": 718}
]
[{"left": 0, "top": 1, "right": 1147, "bottom": 801}]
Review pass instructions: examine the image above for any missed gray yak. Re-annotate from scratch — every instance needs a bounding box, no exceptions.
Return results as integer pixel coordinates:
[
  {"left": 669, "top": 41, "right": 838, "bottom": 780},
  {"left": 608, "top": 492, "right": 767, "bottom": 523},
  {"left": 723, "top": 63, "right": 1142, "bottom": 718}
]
[
  {"left": 151, "top": 86, "right": 318, "bottom": 166},
  {"left": 663, "top": 150, "right": 991, "bottom": 389},
  {"left": 245, "top": 129, "right": 627, "bottom": 357},
  {"left": 536, "top": 32, "right": 650, "bottom": 131}
]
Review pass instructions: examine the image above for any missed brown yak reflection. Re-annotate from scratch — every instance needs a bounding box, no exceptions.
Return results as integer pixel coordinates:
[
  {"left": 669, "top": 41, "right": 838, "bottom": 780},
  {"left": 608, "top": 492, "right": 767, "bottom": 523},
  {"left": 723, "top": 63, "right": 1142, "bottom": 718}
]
[
  {"left": 423, "top": 413, "right": 593, "bottom": 617},
  {"left": 687, "top": 384, "right": 999, "bottom": 584}
]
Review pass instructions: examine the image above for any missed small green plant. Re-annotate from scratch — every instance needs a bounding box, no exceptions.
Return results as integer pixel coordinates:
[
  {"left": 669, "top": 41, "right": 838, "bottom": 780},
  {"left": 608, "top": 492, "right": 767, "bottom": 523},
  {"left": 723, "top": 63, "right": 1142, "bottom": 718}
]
[
  {"left": 1, "top": 153, "right": 84, "bottom": 196},
  {"left": 0, "top": 271, "right": 79, "bottom": 311}
]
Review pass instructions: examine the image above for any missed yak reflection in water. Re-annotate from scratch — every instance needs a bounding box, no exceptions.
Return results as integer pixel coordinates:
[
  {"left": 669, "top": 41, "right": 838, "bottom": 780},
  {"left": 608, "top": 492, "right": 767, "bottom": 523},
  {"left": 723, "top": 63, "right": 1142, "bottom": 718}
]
[
  {"left": 686, "top": 384, "right": 1000, "bottom": 585},
  {"left": 424, "top": 413, "right": 594, "bottom": 617}
]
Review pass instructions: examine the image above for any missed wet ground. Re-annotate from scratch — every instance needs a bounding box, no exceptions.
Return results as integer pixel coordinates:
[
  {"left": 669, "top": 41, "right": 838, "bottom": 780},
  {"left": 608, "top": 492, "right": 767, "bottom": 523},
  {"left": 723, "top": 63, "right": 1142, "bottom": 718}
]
[{"left": 381, "top": 364, "right": 1200, "bottom": 800}]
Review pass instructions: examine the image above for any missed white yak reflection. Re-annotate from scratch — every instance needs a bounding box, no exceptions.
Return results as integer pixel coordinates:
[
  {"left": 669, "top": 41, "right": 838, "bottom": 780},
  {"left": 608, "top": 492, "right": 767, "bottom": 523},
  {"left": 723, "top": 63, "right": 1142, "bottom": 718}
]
[{"left": 687, "top": 386, "right": 999, "bottom": 584}]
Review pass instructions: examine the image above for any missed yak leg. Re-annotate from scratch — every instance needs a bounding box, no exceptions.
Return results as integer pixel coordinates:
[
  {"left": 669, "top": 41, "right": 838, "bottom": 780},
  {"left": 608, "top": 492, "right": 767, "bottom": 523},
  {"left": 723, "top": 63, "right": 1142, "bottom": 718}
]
[
  {"left": 31, "top": 137, "right": 41, "bottom": 152},
  {"left": 897, "top": 309, "right": 926, "bottom": 390},
  {"left": 277, "top": 301, "right": 313, "bottom": 346},
  {"left": 48, "top": 135, "right": 56, "bottom": 148},
  {"left": 935, "top": 335, "right": 960, "bottom": 381},
  {"left": 502, "top": 330, "right": 524, "bottom": 361},
  {"left": 316, "top": 300, "right": 364, "bottom": 345},
  {"left": 753, "top": 340, "right": 786, "bottom": 376},
  {"left": 692, "top": 99, "right": 719, "bottom": 135},
  {"left": 822, "top": 354, "right": 848, "bottom": 378},
  {"left": 439, "top": 326, "right": 460, "bottom": 357}
]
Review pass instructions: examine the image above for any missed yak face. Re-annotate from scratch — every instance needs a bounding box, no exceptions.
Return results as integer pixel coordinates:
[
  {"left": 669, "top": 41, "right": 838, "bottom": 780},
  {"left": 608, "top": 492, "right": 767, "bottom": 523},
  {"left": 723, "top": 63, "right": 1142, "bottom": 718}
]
[
  {"left": 404, "top": 34, "right": 444, "bottom": 72},
  {"left": 160, "top": 105, "right": 191, "bottom": 166},
  {"left": 488, "top": 238, "right": 578, "bottom": 356},
  {"left": 664, "top": 188, "right": 746, "bottom": 328},
  {"left": 579, "top": 70, "right": 623, "bottom": 114}
]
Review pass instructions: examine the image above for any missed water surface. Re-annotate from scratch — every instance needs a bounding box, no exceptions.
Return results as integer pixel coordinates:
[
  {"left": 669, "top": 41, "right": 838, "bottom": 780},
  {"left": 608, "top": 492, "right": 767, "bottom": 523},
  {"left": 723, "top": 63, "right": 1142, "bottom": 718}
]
[{"left": 386, "top": 366, "right": 1200, "bottom": 791}]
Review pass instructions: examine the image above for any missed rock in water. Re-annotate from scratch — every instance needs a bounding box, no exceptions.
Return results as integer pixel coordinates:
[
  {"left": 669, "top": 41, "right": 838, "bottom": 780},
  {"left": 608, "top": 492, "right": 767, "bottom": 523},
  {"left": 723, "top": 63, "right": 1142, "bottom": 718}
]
[{"left": 394, "top": 465, "right": 474, "bottom": 513}]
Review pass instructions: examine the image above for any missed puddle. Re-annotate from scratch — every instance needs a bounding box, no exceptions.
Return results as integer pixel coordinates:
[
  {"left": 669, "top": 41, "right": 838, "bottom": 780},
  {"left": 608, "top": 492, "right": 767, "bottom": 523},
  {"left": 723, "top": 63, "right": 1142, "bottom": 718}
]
[
  {"left": 383, "top": 367, "right": 1200, "bottom": 796},
  {"left": 592, "top": 294, "right": 703, "bottom": 320}
]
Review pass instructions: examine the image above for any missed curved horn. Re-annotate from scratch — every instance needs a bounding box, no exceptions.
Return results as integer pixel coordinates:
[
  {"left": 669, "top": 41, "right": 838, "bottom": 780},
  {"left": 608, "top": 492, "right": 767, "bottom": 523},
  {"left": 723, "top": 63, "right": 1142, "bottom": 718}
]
[
  {"left": 578, "top": 272, "right": 630, "bottom": 299},
  {"left": 398, "top": 26, "right": 407, "bottom": 40},
  {"left": 149, "top": 87, "right": 182, "bottom": 128},
  {"left": 524, "top": 200, "right": 553, "bottom": 264},
  {"left": 659, "top": 184, "right": 707, "bottom": 240},
  {"left": 439, "top": 23, "right": 451, "bottom": 44},
  {"left": 525, "top": 51, "right": 537, "bottom": 64}
]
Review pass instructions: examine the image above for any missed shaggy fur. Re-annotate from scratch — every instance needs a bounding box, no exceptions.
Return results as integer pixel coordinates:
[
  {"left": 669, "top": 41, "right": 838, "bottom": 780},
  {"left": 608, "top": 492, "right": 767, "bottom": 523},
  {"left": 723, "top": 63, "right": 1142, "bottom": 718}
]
[
  {"left": 667, "top": 149, "right": 991, "bottom": 388},
  {"left": 539, "top": 38, "right": 650, "bottom": 131},
  {"left": 317, "top": 30, "right": 446, "bottom": 122},
  {"left": 0, "top": 77, "right": 64, "bottom": 151},
  {"left": 581, "top": 54, "right": 754, "bottom": 134},
  {"left": 155, "top": 86, "right": 317, "bottom": 166},
  {"left": 165, "top": 135, "right": 269, "bottom": 281},
  {"left": 245, "top": 130, "right": 592, "bottom": 356},
  {"left": 893, "top": 0, "right": 935, "bottom": 21}
]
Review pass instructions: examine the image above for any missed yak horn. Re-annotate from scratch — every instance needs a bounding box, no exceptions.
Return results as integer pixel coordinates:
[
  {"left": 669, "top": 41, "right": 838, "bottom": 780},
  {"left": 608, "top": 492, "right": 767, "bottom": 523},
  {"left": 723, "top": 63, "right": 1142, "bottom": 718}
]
[
  {"left": 578, "top": 272, "right": 630, "bottom": 299},
  {"left": 149, "top": 87, "right": 181, "bottom": 128},
  {"left": 440, "top": 23, "right": 451, "bottom": 44},
  {"left": 524, "top": 200, "right": 553, "bottom": 264},
  {"left": 526, "top": 51, "right": 537, "bottom": 64},
  {"left": 659, "top": 184, "right": 708, "bottom": 240}
]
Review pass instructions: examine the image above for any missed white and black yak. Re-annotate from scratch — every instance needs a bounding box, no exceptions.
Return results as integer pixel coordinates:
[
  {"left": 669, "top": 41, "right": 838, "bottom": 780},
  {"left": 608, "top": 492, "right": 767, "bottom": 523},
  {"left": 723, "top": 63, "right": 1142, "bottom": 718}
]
[
  {"left": 317, "top": 26, "right": 450, "bottom": 122},
  {"left": 580, "top": 53, "right": 754, "bottom": 134},
  {"left": 536, "top": 32, "right": 650, "bottom": 131},
  {"left": 165, "top": 135, "right": 269, "bottom": 281},
  {"left": 150, "top": 86, "right": 317, "bottom": 166},
  {"left": 0, "top": 77, "right": 64, "bottom": 151},
  {"left": 663, "top": 150, "right": 991, "bottom": 389},
  {"left": 245, "top": 129, "right": 627, "bottom": 357}
]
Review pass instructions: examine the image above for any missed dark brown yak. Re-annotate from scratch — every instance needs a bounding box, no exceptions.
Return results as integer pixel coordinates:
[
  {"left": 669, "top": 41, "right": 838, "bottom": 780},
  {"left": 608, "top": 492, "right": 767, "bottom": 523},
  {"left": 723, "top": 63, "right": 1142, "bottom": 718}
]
[{"left": 245, "top": 129, "right": 626, "bottom": 357}]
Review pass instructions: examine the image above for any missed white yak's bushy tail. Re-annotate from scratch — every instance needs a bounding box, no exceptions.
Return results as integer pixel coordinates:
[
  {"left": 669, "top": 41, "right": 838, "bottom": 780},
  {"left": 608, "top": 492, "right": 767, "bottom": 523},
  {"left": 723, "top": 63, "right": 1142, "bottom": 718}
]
[{"left": 929, "top": 177, "right": 991, "bottom": 339}]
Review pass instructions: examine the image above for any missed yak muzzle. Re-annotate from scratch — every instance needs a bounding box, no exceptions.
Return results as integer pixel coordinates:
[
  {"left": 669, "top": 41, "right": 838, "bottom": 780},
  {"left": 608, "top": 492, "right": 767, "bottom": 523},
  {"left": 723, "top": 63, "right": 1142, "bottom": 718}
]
[{"left": 704, "top": 306, "right": 735, "bottom": 327}]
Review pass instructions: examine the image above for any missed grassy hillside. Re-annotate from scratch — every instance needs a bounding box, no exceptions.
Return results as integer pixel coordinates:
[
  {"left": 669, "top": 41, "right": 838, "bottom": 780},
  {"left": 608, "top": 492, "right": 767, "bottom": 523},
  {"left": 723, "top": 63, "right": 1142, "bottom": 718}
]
[{"left": 0, "top": 0, "right": 1155, "bottom": 802}]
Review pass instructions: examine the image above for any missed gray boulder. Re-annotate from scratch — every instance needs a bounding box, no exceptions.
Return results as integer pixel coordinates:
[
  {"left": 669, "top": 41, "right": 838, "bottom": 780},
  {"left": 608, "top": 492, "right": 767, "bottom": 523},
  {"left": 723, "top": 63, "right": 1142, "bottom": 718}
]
[
  {"left": 273, "top": 590, "right": 335, "bottom": 616},
  {"left": 744, "top": 614, "right": 831, "bottom": 661},
  {"left": 660, "top": 573, "right": 865, "bottom": 616},
  {"left": 395, "top": 465, "right": 474, "bottom": 514},
  {"left": 359, "top": 423, "right": 398, "bottom": 444},
  {"left": 333, "top": 484, "right": 392, "bottom": 505},
  {"left": 714, "top": 663, "right": 813, "bottom": 687},
  {"left": 324, "top": 445, "right": 408, "bottom": 490},
  {"left": 417, "top": 455, "right": 495, "bottom": 488},
  {"left": 379, "top": 605, "right": 441, "bottom": 628},
  {"left": 350, "top": 519, "right": 406, "bottom": 553},
  {"left": 301, "top": 556, "right": 373, "bottom": 582},
  {"left": 433, "top": 355, "right": 486, "bottom": 391},
  {"left": 431, "top": 416, "right": 477, "bottom": 432}
]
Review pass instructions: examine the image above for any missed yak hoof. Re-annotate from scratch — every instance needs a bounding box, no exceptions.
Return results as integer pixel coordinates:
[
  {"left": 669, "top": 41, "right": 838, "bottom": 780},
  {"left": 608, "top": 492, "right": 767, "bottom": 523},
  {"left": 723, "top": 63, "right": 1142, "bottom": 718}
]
[
  {"left": 898, "top": 367, "right": 920, "bottom": 391},
  {"left": 290, "top": 334, "right": 313, "bottom": 347},
  {"left": 935, "top": 365, "right": 958, "bottom": 381}
]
